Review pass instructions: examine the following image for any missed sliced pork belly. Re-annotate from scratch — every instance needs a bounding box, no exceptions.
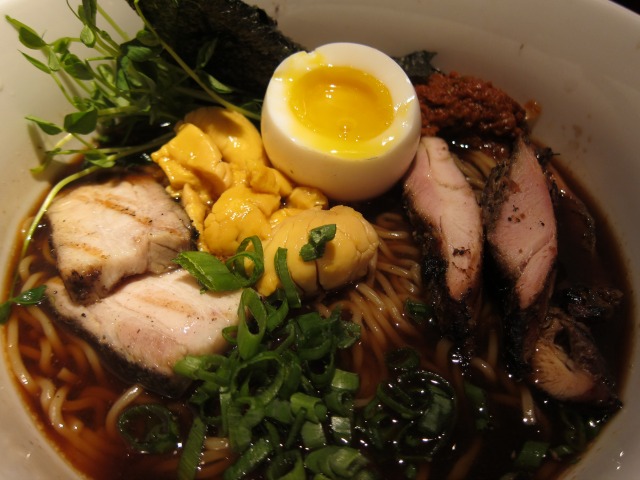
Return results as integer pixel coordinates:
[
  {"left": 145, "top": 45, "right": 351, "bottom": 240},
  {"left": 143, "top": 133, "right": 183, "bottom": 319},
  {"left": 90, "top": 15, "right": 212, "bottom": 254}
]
[
  {"left": 482, "top": 137, "right": 558, "bottom": 372},
  {"left": 47, "top": 173, "right": 192, "bottom": 304},
  {"left": 46, "top": 270, "right": 241, "bottom": 397},
  {"left": 529, "top": 308, "right": 619, "bottom": 409},
  {"left": 404, "top": 137, "right": 483, "bottom": 341}
]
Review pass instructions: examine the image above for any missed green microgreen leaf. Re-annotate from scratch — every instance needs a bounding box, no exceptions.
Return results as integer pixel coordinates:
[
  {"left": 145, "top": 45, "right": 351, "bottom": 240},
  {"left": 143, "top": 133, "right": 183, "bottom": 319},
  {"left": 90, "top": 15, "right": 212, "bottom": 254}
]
[
  {"left": 20, "top": 51, "right": 51, "bottom": 74},
  {"left": 51, "top": 37, "right": 72, "bottom": 54},
  {"left": 61, "top": 53, "right": 93, "bottom": 79},
  {"left": 198, "top": 71, "right": 234, "bottom": 95},
  {"left": 84, "top": 150, "right": 115, "bottom": 168},
  {"left": 122, "top": 41, "right": 156, "bottom": 62},
  {"left": 80, "top": 24, "right": 97, "bottom": 47},
  {"left": 5, "top": 16, "right": 47, "bottom": 49},
  {"left": 81, "top": 0, "right": 98, "bottom": 27},
  {"left": 26, "top": 115, "right": 64, "bottom": 135},
  {"left": 63, "top": 107, "right": 98, "bottom": 134},
  {"left": 0, "top": 285, "right": 47, "bottom": 324}
]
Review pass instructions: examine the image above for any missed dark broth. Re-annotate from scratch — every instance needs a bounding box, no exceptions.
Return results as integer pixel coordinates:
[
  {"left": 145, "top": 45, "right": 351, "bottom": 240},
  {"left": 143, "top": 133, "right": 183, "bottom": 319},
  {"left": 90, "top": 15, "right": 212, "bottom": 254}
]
[{"left": 1, "top": 151, "right": 633, "bottom": 479}]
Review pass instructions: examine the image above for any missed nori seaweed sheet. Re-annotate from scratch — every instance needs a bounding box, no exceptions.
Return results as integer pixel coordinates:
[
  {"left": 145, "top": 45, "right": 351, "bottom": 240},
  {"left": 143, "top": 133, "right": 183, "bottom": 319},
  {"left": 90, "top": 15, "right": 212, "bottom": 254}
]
[
  {"left": 126, "top": 0, "right": 437, "bottom": 97},
  {"left": 127, "top": 0, "right": 305, "bottom": 97}
]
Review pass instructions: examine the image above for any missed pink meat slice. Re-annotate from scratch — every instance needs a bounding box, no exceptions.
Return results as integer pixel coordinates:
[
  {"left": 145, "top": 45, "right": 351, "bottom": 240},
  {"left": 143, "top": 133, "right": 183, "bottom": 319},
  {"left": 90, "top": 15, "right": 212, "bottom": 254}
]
[
  {"left": 404, "top": 137, "right": 483, "bottom": 340},
  {"left": 405, "top": 137, "right": 483, "bottom": 300},
  {"left": 47, "top": 174, "right": 192, "bottom": 304},
  {"left": 46, "top": 270, "right": 241, "bottom": 396},
  {"left": 484, "top": 138, "right": 557, "bottom": 309}
]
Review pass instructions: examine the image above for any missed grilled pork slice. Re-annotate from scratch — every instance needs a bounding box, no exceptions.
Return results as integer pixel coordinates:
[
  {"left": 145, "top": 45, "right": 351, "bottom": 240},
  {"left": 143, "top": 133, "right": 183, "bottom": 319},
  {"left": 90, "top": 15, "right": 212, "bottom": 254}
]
[
  {"left": 529, "top": 308, "right": 619, "bottom": 409},
  {"left": 47, "top": 173, "right": 192, "bottom": 304},
  {"left": 482, "top": 137, "right": 558, "bottom": 372},
  {"left": 404, "top": 137, "right": 483, "bottom": 341},
  {"left": 46, "top": 270, "right": 242, "bottom": 397}
]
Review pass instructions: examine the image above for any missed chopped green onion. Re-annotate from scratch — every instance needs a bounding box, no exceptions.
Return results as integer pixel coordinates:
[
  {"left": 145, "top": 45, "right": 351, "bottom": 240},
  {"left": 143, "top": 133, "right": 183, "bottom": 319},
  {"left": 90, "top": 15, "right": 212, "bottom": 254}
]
[
  {"left": 174, "top": 239, "right": 263, "bottom": 293},
  {"left": 117, "top": 403, "right": 180, "bottom": 454},
  {"left": 223, "top": 437, "right": 273, "bottom": 480},
  {"left": 226, "top": 235, "right": 265, "bottom": 285},
  {"left": 178, "top": 414, "right": 207, "bottom": 480},
  {"left": 266, "top": 450, "right": 306, "bottom": 480},
  {"left": 418, "top": 384, "right": 454, "bottom": 436},
  {"left": 384, "top": 347, "right": 420, "bottom": 374},
  {"left": 330, "top": 415, "right": 352, "bottom": 445},
  {"left": 404, "top": 298, "right": 435, "bottom": 325},
  {"left": 549, "top": 444, "right": 575, "bottom": 459},
  {"left": 331, "top": 369, "right": 360, "bottom": 393},
  {"left": 264, "top": 398, "right": 295, "bottom": 425},
  {"left": 285, "top": 408, "right": 308, "bottom": 449},
  {"left": 301, "top": 421, "right": 327, "bottom": 449},
  {"left": 299, "top": 224, "right": 337, "bottom": 261},
  {"left": 513, "top": 440, "right": 550, "bottom": 471},
  {"left": 305, "top": 446, "right": 369, "bottom": 479},
  {"left": 227, "top": 398, "right": 265, "bottom": 452},
  {"left": 323, "top": 390, "right": 353, "bottom": 417},
  {"left": 174, "top": 251, "right": 246, "bottom": 291},
  {"left": 291, "top": 392, "right": 327, "bottom": 423},
  {"left": 236, "top": 288, "right": 269, "bottom": 360},
  {"left": 464, "top": 381, "right": 491, "bottom": 431},
  {"left": 231, "top": 351, "right": 285, "bottom": 407},
  {"left": 275, "top": 247, "right": 302, "bottom": 309}
]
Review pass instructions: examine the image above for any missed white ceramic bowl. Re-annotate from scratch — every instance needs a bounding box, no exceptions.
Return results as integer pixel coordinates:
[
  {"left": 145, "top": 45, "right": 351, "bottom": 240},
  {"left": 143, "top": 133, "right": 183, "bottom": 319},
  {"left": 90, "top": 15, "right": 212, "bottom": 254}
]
[{"left": 1, "top": 0, "right": 638, "bottom": 478}]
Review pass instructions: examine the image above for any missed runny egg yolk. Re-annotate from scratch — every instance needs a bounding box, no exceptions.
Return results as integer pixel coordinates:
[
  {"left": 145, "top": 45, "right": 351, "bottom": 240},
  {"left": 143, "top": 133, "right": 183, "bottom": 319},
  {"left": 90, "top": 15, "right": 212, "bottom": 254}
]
[
  {"left": 261, "top": 42, "right": 422, "bottom": 201},
  {"left": 289, "top": 65, "right": 394, "bottom": 152}
]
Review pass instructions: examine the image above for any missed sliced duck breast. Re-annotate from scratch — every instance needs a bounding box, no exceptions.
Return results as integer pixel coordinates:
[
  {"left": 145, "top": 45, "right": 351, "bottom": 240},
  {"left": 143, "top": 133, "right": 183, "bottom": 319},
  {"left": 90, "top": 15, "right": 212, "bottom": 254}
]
[
  {"left": 482, "top": 137, "right": 558, "bottom": 372},
  {"left": 46, "top": 270, "right": 241, "bottom": 397},
  {"left": 47, "top": 173, "right": 192, "bottom": 304},
  {"left": 404, "top": 136, "right": 483, "bottom": 341},
  {"left": 483, "top": 137, "right": 558, "bottom": 311},
  {"left": 529, "top": 308, "right": 619, "bottom": 409}
]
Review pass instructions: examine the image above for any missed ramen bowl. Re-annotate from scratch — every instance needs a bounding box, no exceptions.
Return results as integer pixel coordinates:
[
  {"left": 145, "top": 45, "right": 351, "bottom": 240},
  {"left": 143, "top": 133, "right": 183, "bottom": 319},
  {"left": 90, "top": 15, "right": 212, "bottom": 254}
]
[{"left": 0, "top": 0, "right": 638, "bottom": 478}]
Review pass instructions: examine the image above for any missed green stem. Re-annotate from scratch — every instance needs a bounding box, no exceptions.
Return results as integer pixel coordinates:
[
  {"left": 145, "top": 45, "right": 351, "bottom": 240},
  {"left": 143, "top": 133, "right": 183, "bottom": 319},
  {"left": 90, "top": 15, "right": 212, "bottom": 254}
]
[
  {"left": 20, "top": 165, "right": 102, "bottom": 259},
  {"left": 97, "top": 3, "right": 133, "bottom": 43}
]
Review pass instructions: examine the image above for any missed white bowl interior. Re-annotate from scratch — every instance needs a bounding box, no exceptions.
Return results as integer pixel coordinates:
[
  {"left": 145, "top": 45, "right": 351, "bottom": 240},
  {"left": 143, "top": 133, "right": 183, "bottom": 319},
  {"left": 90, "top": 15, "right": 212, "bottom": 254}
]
[{"left": 0, "top": 0, "right": 638, "bottom": 477}]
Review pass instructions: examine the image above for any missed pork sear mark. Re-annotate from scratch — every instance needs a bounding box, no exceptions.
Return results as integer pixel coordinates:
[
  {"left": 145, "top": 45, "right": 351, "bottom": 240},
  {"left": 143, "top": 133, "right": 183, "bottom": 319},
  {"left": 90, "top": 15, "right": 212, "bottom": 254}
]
[
  {"left": 47, "top": 173, "right": 192, "bottom": 304},
  {"left": 46, "top": 270, "right": 241, "bottom": 397}
]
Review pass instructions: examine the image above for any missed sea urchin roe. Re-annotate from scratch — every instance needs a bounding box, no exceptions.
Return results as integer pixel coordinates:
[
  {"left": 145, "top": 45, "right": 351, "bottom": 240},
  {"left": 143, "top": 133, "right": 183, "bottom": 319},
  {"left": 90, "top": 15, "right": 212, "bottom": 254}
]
[
  {"left": 256, "top": 206, "right": 379, "bottom": 297},
  {"left": 151, "top": 106, "right": 329, "bottom": 255},
  {"left": 202, "top": 184, "right": 281, "bottom": 257}
]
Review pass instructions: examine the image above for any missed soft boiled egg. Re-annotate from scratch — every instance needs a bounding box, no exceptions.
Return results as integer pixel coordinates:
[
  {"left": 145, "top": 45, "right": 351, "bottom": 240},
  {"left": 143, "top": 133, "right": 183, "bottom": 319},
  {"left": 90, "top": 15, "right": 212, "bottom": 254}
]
[{"left": 261, "top": 42, "right": 422, "bottom": 202}]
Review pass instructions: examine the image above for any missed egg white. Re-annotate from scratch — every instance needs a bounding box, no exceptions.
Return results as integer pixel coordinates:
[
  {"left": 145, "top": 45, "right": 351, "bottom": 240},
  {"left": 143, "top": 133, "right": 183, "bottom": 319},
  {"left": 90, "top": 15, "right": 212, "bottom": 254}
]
[{"left": 261, "top": 42, "right": 422, "bottom": 202}]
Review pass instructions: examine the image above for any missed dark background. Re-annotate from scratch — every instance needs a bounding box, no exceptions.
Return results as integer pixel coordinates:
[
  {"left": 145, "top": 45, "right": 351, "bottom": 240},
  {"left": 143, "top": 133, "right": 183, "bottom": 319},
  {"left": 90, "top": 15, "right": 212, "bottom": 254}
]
[{"left": 613, "top": 0, "right": 639, "bottom": 14}]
